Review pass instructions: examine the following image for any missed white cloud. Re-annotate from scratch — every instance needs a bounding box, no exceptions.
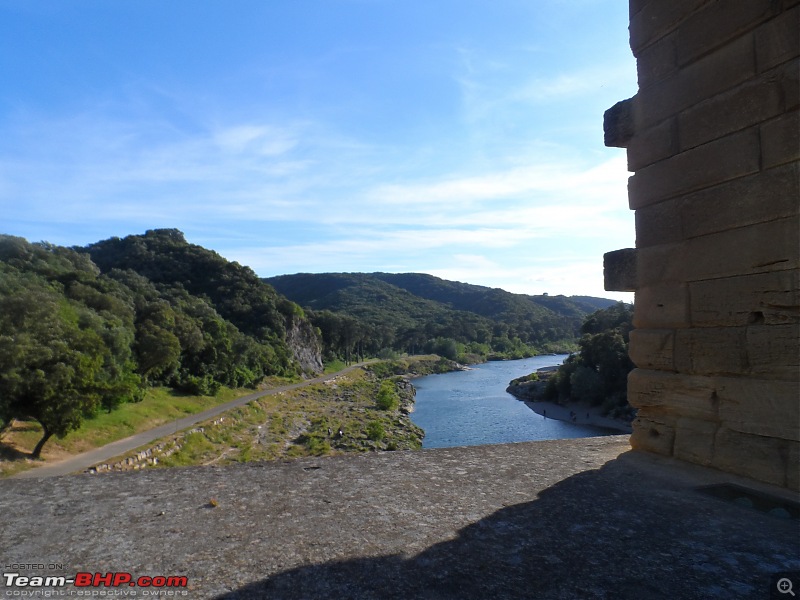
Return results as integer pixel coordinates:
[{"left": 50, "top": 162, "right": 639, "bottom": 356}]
[
  {"left": 346, "top": 155, "right": 631, "bottom": 233},
  {"left": 427, "top": 256, "right": 633, "bottom": 301},
  {"left": 213, "top": 124, "right": 299, "bottom": 156},
  {"left": 0, "top": 81, "right": 634, "bottom": 299}
]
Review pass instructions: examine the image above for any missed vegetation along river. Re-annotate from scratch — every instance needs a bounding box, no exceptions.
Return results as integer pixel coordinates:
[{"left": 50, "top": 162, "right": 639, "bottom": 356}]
[{"left": 411, "top": 355, "right": 615, "bottom": 448}]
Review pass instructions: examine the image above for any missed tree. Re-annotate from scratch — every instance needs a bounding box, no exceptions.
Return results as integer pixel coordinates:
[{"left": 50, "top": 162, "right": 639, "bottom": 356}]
[
  {"left": 543, "top": 303, "right": 635, "bottom": 414},
  {"left": 0, "top": 279, "right": 109, "bottom": 457},
  {"left": 0, "top": 232, "right": 325, "bottom": 458}
]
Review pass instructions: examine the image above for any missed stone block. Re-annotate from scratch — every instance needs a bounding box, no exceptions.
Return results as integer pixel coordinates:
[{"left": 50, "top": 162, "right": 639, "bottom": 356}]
[
  {"left": 755, "top": 5, "right": 800, "bottom": 73},
  {"left": 678, "top": 71, "right": 784, "bottom": 151},
  {"left": 629, "top": 0, "right": 712, "bottom": 55},
  {"left": 629, "top": 0, "right": 650, "bottom": 19},
  {"left": 761, "top": 109, "right": 800, "bottom": 169},
  {"left": 628, "top": 127, "right": 760, "bottom": 209},
  {"left": 632, "top": 33, "right": 756, "bottom": 130},
  {"left": 635, "top": 199, "right": 682, "bottom": 247},
  {"left": 636, "top": 217, "right": 800, "bottom": 286},
  {"left": 788, "top": 442, "right": 800, "bottom": 492},
  {"left": 676, "top": 0, "right": 777, "bottom": 67},
  {"left": 712, "top": 427, "right": 787, "bottom": 486},
  {"left": 630, "top": 415, "right": 676, "bottom": 456},
  {"left": 673, "top": 417, "right": 718, "bottom": 465},
  {"left": 627, "top": 368, "right": 719, "bottom": 421},
  {"left": 633, "top": 283, "right": 690, "bottom": 329},
  {"left": 627, "top": 117, "right": 677, "bottom": 171},
  {"left": 716, "top": 376, "right": 800, "bottom": 441},
  {"left": 783, "top": 57, "right": 800, "bottom": 109},
  {"left": 633, "top": 243, "right": 682, "bottom": 287},
  {"left": 603, "top": 98, "right": 635, "bottom": 148},
  {"left": 689, "top": 270, "right": 800, "bottom": 327},
  {"left": 745, "top": 323, "right": 800, "bottom": 380},
  {"left": 603, "top": 248, "right": 638, "bottom": 292},
  {"left": 636, "top": 32, "right": 677, "bottom": 90},
  {"left": 629, "top": 329, "right": 675, "bottom": 371},
  {"left": 673, "top": 328, "right": 748, "bottom": 376},
  {"left": 680, "top": 162, "right": 800, "bottom": 240}
]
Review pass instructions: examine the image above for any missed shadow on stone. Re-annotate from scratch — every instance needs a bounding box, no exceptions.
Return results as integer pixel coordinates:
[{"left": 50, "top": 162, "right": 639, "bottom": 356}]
[{"left": 217, "top": 454, "right": 799, "bottom": 600}]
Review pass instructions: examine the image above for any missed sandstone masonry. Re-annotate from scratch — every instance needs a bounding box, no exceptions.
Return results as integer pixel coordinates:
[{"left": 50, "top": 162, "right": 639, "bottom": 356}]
[{"left": 604, "top": 0, "right": 800, "bottom": 489}]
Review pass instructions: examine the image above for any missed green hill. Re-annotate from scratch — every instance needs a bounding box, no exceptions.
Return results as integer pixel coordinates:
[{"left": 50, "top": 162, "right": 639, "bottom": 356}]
[
  {"left": 266, "top": 272, "right": 616, "bottom": 361},
  {"left": 84, "top": 229, "right": 322, "bottom": 375},
  {"left": 0, "top": 230, "right": 323, "bottom": 457}
]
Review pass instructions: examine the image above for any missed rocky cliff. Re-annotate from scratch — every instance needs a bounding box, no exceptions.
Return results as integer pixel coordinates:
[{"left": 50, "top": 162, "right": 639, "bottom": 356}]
[{"left": 286, "top": 316, "right": 324, "bottom": 375}]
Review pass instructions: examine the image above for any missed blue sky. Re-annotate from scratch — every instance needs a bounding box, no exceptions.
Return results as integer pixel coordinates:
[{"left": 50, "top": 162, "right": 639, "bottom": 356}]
[{"left": 0, "top": 0, "right": 637, "bottom": 299}]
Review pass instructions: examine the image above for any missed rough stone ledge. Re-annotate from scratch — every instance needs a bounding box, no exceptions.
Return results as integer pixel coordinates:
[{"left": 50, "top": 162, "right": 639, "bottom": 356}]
[{"left": 1, "top": 436, "right": 798, "bottom": 599}]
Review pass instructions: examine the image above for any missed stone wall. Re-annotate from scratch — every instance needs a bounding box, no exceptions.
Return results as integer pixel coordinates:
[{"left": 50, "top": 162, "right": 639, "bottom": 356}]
[{"left": 604, "top": 0, "right": 799, "bottom": 489}]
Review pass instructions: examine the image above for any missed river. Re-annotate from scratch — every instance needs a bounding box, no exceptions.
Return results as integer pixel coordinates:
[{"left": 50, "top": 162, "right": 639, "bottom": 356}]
[{"left": 410, "top": 355, "right": 615, "bottom": 448}]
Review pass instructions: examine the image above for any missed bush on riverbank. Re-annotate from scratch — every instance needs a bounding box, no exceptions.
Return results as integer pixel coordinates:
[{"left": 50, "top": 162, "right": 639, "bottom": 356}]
[
  {"left": 507, "top": 303, "right": 636, "bottom": 421},
  {"left": 542, "top": 303, "right": 635, "bottom": 420},
  {"left": 365, "top": 355, "right": 466, "bottom": 379}
]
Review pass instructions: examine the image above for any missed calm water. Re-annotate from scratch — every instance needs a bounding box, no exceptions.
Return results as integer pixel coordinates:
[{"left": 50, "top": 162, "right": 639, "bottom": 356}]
[{"left": 410, "top": 355, "right": 613, "bottom": 448}]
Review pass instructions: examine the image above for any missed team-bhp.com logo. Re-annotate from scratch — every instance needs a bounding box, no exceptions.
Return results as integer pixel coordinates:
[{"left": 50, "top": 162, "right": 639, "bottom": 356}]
[{"left": 4, "top": 572, "right": 188, "bottom": 595}]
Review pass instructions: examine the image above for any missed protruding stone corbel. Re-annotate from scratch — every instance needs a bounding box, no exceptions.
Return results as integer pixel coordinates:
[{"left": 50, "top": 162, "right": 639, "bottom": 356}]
[
  {"left": 603, "top": 98, "right": 635, "bottom": 148},
  {"left": 604, "top": 248, "right": 638, "bottom": 292}
]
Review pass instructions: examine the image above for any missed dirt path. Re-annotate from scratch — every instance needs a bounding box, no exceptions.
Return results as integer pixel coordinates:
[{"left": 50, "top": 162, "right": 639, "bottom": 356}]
[{"left": 10, "top": 362, "right": 374, "bottom": 479}]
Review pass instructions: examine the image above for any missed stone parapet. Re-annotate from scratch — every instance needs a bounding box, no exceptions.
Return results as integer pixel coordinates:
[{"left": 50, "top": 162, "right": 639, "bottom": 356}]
[{"left": 609, "top": 1, "right": 799, "bottom": 488}]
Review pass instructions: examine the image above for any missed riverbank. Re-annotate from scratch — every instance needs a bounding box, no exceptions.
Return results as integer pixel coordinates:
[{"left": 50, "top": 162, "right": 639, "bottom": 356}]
[
  {"left": 522, "top": 398, "right": 632, "bottom": 434},
  {"left": 505, "top": 363, "right": 633, "bottom": 434}
]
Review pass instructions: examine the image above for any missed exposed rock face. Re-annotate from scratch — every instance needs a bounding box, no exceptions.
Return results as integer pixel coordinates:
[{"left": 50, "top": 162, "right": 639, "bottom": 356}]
[
  {"left": 605, "top": 1, "right": 799, "bottom": 489},
  {"left": 286, "top": 317, "right": 323, "bottom": 375}
]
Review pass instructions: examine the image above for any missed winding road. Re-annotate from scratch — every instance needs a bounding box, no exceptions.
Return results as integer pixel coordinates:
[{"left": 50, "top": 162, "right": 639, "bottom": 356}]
[{"left": 11, "top": 362, "right": 373, "bottom": 479}]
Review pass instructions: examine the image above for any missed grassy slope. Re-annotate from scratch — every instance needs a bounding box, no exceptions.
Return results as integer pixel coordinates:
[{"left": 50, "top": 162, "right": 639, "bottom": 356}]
[
  {"left": 152, "top": 364, "right": 426, "bottom": 468},
  {"left": 0, "top": 377, "right": 299, "bottom": 477},
  {"left": 1, "top": 357, "right": 450, "bottom": 476}
]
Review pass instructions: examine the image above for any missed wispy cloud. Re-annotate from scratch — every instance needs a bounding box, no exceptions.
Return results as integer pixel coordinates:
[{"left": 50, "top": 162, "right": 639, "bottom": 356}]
[{"left": 1, "top": 108, "right": 634, "bottom": 295}]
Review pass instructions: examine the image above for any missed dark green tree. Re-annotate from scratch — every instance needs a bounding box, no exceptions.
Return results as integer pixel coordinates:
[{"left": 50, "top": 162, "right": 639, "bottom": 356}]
[
  {"left": 0, "top": 275, "right": 137, "bottom": 457},
  {"left": 544, "top": 303, "right": 635, "bottom": 416}
]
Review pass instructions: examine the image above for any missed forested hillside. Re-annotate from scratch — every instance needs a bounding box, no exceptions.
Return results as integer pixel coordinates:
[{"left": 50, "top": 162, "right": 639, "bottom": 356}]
[
  {"left": 0, "top": 229, "right": 617, "bottom": 457},
  {"left": 0, "top": 231, "right": 322, "bottom": 456},
  {"left": 266, "top": 272, "right": 616, "bottom": 363},
  {"left": 84, "top": 229, "right": 320, "bottom": 369}
]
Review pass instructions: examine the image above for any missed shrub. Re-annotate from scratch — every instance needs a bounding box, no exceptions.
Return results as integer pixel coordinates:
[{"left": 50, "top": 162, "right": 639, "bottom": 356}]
[
  {"left": 376, "top": 380, "right": 399, "bottom": 411},
  {"left": 366, "top": 421, "right": 385, "bottom": 441}
]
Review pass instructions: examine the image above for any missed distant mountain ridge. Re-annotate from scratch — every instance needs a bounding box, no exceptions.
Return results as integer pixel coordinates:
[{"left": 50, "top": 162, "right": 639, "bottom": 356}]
[{"left": 265, "top": 272, "right": 617, "bottom": 359}]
